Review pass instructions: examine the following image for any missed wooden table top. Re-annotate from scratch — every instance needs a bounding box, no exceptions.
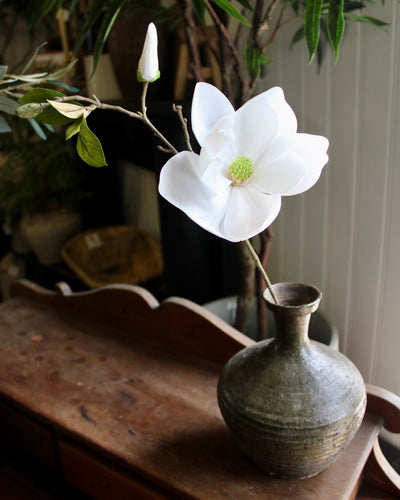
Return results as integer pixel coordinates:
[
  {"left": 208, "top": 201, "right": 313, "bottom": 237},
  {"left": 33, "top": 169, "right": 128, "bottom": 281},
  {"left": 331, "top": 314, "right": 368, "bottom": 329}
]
[{"left": 0, "top": 280, "right": 399, "bottom": 499}]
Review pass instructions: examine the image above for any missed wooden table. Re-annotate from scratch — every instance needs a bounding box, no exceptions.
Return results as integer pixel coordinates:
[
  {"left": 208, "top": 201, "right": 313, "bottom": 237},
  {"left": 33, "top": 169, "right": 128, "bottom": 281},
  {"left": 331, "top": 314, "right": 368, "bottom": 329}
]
[{"left": 0, "top": 279, "right": 399, "bottom": 499}]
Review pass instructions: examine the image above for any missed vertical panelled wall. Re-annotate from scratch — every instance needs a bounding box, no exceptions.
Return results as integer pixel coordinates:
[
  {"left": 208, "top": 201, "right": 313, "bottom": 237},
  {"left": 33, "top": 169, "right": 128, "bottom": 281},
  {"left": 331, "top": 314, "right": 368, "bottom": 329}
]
[{"left": 262, "top": 3, "right": 400, "bottom": 399}]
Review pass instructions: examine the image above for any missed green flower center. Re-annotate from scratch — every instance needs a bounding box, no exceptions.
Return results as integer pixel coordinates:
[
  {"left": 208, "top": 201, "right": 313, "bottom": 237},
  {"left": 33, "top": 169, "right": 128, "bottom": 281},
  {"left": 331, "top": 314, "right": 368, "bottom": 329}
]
[{"left": 229, "top": 155, "right": 255, "bottom": 185}]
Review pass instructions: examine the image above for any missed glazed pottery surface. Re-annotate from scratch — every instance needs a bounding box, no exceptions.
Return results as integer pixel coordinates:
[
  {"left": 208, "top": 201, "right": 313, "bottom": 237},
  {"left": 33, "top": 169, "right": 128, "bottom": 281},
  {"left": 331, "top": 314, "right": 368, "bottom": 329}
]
[{"left": 217, "top": 282, "right": 366, "bottom": 479}]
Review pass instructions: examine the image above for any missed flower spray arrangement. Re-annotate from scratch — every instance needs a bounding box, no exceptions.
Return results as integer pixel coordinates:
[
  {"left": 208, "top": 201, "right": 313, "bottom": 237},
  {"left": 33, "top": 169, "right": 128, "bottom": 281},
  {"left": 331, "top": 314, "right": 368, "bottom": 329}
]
[{"left": 16, "top": 22, "right": 329, "bottom": 309}]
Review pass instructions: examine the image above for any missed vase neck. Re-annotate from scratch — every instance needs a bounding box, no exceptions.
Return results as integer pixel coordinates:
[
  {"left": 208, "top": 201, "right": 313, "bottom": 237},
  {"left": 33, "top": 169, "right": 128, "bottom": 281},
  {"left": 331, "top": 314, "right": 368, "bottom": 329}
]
[
  {"left": 273, "top": 309, "right": 312, "bottom": 348},
  {"left": 263, "top": 282, "right": 322, "bottom": 349}
]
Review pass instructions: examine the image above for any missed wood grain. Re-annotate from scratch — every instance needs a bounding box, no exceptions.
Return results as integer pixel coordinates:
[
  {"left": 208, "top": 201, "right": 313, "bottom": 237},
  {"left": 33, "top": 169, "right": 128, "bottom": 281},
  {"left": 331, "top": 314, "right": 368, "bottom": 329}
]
[{"left": 0, "top": 280, "right": 397, "bottom": 498}]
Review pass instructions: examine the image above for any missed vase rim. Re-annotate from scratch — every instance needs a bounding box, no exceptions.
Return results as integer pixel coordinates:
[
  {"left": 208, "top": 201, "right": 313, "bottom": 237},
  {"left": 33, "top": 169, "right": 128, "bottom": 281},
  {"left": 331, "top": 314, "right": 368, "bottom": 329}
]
[{"left": 263, "top": 281, "right": 322, "bottom": 312}]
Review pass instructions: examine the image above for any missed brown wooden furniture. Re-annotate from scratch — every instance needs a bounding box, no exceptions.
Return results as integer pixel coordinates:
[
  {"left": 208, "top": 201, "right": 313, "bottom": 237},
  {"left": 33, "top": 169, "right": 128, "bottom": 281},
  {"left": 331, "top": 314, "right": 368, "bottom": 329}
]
[{"left": 0, "top": 279, "right": 399, "bottom": 499}]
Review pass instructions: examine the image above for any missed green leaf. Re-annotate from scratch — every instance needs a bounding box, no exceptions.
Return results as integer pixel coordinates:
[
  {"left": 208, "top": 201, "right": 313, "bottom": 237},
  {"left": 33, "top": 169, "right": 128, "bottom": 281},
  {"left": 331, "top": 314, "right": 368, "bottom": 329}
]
[
  {"left": 46, "top": 58, "right": 78, "bottom": 81},
  {"left": 19, "top": 88, "right": 65, "bottom": 105},
  {"left": 343, "top": 1, "right": 365, "bottom": 12},
  {"left": 47, "top": 80, "right": 79, "bottom": 93},
  {"left": 27, "top": 118, "right": 47, "bottom": 140},
  {"left": 0, "top": 96, "right": 19, "bottom": 115},
  {"left": 67, "top": 0, "right": 80, "bottom": 19},
  {"left": 0, "top": 65, "right": 8, "bottom": 81},
  {"left": 91, "top": 0, "right": 124, "bottom": 76},
  {"left": 19, "top": 88, "right": 74, "bottom": 125},
  {"left": 305, "top": 0, "right": 322, "bottom": 63},
  {"left": 0, "top": 77, "right": 18, "bottom": 90},
  {"left": 20, "top": 42, "right": 48, "bottom": 75},
  {"left": 290, "top": 26, "right": 305, "bottom": 48},
  {"left": 328, "top": 0, "right": 345, "bottom": 62},
  {"left": 76, "top": 118, "right": 107, "bottom": 167},
  {"left": 345, "top": 13, "right": 389, "bottom": 26},
  {"left": 42, "top": 123, "right": 55, "bottom": 133},
  {"left": 235, "top": 0, "right": 253, "bottom": 9},
  {"left": 192, "top": 0, "right": 206, "bottom": 23},
  {"left": 290, "top": 0, "right": 301, "bottom": 16},
  {"left": 28, "top": 0, "right": 62, "bottom": 27},
  {"left": 245, "top": 44, "right": 267, "bottom": 80},
  {"left": 0, "top": 115, "right": 11, "bottom": 133},
  {"left": 72, "top": 0, "right": 110, "bottom": 55},
  {"left": 210, "top": 0, "right": 252, "bottom": 26},
  {"left": 66, "top": 119, "right": 82, "bottom": 140},
  {"left": 8, "top": 73, "right": 48, "bottom": 82}
]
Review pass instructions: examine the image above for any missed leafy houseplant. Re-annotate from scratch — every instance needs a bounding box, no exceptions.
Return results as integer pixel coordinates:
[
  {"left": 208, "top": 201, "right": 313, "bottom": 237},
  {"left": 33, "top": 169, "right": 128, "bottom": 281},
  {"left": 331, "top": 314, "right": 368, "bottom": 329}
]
[
  {"left": 0, "top": 0, "right": 391, "bottom": 334},
  {"left": 0, "top": 129, "right": 88, "bottom": 264}
]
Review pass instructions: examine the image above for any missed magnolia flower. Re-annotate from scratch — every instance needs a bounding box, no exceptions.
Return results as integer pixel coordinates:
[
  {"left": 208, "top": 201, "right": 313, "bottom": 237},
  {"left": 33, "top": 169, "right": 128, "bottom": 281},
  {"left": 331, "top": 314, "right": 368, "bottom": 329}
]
[
  {"left": 159, "top": 83, "right": 329, "bottom": 242},
  {"left": 137, "top": 23, "right": 160, "bottom": 83}
]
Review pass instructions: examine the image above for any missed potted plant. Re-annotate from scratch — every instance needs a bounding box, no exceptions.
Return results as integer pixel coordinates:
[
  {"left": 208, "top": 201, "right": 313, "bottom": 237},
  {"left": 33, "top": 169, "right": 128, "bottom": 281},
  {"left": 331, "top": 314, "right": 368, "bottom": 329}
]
[{"left": 0, "top": 126, "right": 89, "bottom": 265}]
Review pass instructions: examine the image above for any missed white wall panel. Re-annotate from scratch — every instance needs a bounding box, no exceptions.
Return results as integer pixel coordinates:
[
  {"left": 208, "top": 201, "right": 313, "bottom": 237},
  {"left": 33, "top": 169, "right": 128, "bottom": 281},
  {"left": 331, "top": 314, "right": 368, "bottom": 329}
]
[{"left": 263, "top": 3, "right": 400, "bottom": 395}]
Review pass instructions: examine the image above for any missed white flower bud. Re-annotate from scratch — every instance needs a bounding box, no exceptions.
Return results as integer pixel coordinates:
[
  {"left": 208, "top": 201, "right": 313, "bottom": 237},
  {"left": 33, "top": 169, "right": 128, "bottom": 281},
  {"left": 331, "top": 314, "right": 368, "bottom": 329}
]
[{"left": 137, "top": 23, "right": 160, "bottom": 83}]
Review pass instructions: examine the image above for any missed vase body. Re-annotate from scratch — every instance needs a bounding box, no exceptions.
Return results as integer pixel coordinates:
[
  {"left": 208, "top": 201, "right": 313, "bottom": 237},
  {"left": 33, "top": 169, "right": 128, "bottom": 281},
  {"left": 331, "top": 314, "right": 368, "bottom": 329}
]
[{"left": 217, "top": 282, "right": 366, "bottom": 479}]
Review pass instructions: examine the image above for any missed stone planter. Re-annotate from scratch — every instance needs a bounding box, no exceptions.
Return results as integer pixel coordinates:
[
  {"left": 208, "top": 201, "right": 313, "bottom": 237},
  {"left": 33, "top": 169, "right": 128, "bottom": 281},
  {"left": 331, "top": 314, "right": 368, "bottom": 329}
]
[
  {"left": 20, "top": 208, "right": 82, "bottom": 266},
  {"left": 204, "top": 294, "right": 339, "bottom": 350}
]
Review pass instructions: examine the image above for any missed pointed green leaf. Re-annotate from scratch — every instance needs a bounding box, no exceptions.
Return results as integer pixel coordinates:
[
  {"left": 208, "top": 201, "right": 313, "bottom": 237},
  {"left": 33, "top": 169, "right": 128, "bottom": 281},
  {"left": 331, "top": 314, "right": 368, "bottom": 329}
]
[
  {"left": 76, "top": 118, "right": 107, "bottom": 167},
  {"left": 343, "top": 2, "right": 365, "bottom": 12},
  {"left": 66, "top": 119, "right": 82, "bottom": 140},
  {"left": 211, "top": 0, "right": 252, "bottom": 26},
  {"left": 328, "top": 0, "right": 345, "bottom": 62},
  {"left": 67, "top": 0, "right": 80, "bottom": 19},
  {"left": 47, "top": 80, "right": 79, "bottom": 93},
  {"left": 0, "top": 77, "right": 17, "bottom": 90},
  {"left": 91, "top": 0, "right": 124, "bottom": 76},
  {"left": 27, "top": 118, "right": 47, "bottom": 140},
  {"left": 345, "top": 14, "right": 389, "bottom": 26},
  {"left": 0, "top": 115, "right": 11, "bottom": 133},
  {"left": 28, "top": 0, "right": 61, "bottom": 27},
  {"left": 42, "top": 123, "right": 55, "bottom": 133},
  {"left": 192, "top": 0, "right": 206, "bottom": 23},
  {"left": 20, "top": 42, "right": 48, "bottom": 75},
  {"left": 19, "top": 88, "right": 65, "bottom": 105},
  {"left": 245, "top": 44, "right": 268, "bottom": 80},
  {"left": 72, "top": 0, "right": 110, "bottom": 55},
  {"left": 235, "top": 0, "right": 253, "bottom": 9},
  {"left": 290, "top": 26, "right": 305, "bottom": 48},
  {"left": 19, "top": 88, "right": 75, "bottom": 125},
  {"left": 0, "top": 96, "right": 19, "bottom": 115},
  {"left": 8, "top": 73, "right": 48, "bottom": 82},
  {"left": 46, "top": 58, "right": 78, "bottom": 81},
  {"left": 0, "top": 66, "right": 8, "bottom": 81},
  {"left": 304, "top": 0, "right": 322, "bottom": 63}
]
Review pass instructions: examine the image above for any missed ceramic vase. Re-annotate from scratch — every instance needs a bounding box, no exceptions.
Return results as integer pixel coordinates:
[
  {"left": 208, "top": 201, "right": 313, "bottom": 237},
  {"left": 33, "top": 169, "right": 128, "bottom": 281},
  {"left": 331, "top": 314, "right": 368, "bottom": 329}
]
[{"left": 217, "top": 282, "right": 366, "bottom": 479}]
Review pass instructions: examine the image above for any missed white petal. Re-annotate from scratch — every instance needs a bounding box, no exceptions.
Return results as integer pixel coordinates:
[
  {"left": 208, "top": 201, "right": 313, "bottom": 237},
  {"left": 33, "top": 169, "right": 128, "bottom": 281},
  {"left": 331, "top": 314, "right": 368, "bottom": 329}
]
[
  {"left": 222, "top": 186, "right": 281, "bottom": 242},
  {"left": 233, "top": 89, "right": 280, "bottom": 161},
  {"left": 191, "top": 83, "right": 234, "bottom": 147},
  {"left": 138, "top": 23, "right": 159, "bottom": 82},
  {"left": 198, "top": 114, "right": 234, "bottom": 173},
  {"left": 158, "top": 151, "right": 230, "bottom": 239},
  {"left": 251, "top": 151, "right": 308, "bottom": 194},
  {"left": 264, "top": 87, "right": 297, "bottom": 138},
  {"left": 284, "top": 134, "right": 329, "bottom": 195}
]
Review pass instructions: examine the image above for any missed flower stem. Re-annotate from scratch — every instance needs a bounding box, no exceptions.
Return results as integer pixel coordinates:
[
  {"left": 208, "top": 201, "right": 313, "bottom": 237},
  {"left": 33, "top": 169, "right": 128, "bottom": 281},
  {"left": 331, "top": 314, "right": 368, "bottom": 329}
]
[
  {"left": 140, "top": 82, "right": 178, "bottom": 154},
  {"left": 244, "top": 239, "right": 278, "bottom": 304},
  {"left": 53, "top": 86, "right": 179, "bottom": 155}
]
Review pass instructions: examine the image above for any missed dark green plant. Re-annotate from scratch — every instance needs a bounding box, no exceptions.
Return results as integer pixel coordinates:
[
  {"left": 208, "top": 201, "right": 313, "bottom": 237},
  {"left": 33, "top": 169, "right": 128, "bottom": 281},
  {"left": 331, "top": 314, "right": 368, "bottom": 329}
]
[
  {"left": 0, "top": 127, "right": 89, "bottom": 226},
  {"left": 5, "top": 0, "right": 390, "bottom": 97}
]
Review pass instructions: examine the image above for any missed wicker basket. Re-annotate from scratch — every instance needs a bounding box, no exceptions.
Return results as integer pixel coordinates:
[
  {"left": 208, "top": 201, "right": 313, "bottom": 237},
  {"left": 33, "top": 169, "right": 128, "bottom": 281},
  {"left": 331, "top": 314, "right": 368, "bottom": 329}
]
[{"left": 61, "top": 226, "right": 163, "bottom": 289}]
